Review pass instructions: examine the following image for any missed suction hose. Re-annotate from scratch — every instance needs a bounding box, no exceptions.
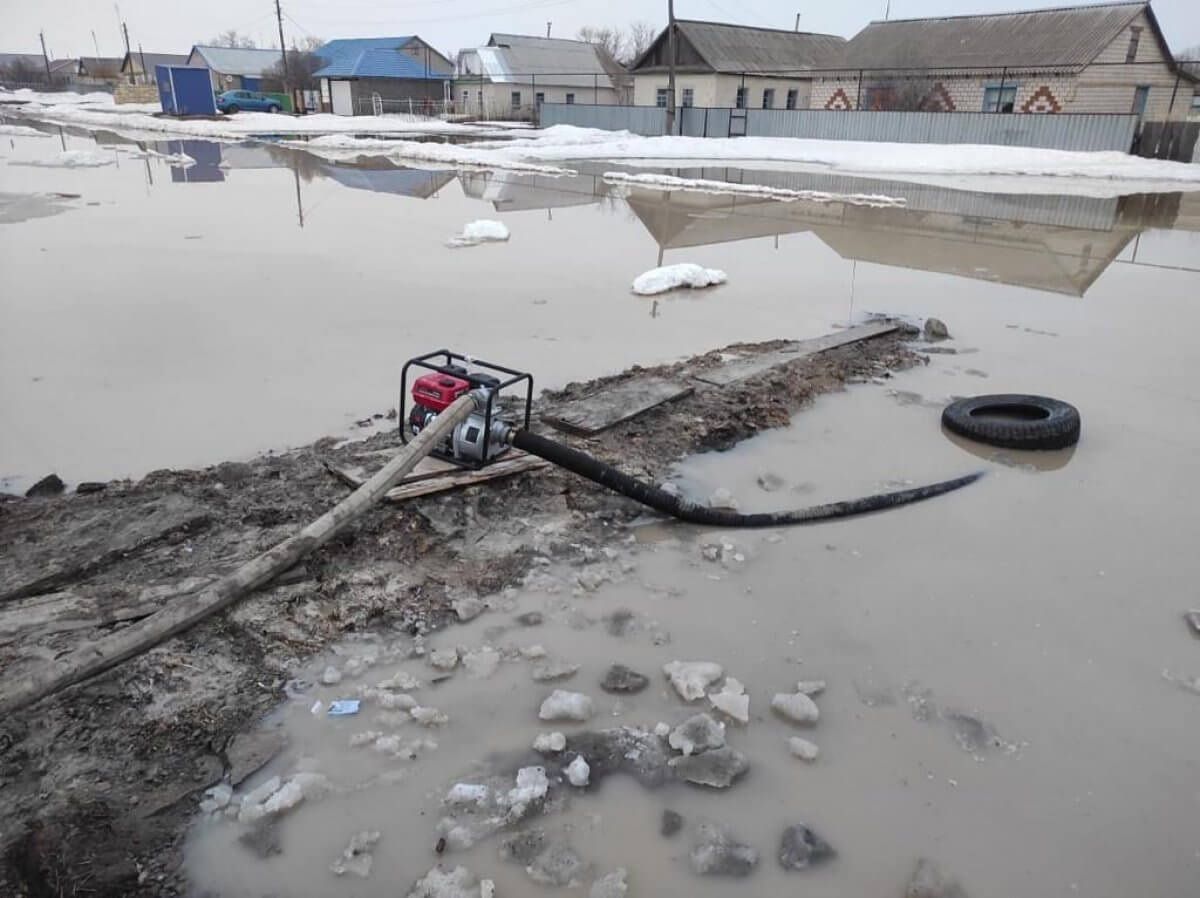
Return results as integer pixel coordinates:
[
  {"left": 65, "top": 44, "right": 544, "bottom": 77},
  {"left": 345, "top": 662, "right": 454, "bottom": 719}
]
[{"left": 512, "top": 429, "right": 982, "bottom": 527}]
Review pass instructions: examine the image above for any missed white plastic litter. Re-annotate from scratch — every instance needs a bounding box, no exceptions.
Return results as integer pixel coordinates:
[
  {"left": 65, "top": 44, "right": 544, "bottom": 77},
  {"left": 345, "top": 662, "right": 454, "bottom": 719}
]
[
  {"left": 539, "top": 689, "right": 595, "bottom": 722},
  {"left": 533, "top": 731, "right": 567, "bottom": 752},
  {"left": 663, "top": 660, "right": 724, "bottom": 701},
  {"left": 328, "top": 699, "right": 360, "bottom": 716},
  {"left": 566, "top": 755, "right": 591, "bottom": 787},
  {"left": 632, "top": 264, "right": 727, "bottom": 296}
]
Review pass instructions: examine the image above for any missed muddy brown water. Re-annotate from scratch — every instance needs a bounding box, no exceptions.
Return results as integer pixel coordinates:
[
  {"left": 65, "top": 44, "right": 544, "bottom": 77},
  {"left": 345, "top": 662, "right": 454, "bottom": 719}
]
[{"left": 3, "top": 128, "right": 1200, "bottom": 896}]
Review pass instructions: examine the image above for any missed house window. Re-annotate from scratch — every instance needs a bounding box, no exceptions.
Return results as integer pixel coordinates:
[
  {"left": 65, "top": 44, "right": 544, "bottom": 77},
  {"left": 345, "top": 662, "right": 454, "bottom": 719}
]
[
  {"left": 982, "top": 85, "right": 1017, "bottom": 113},
  {"left": 656, "top": 88, "right": 669, "bottom": 108},
  {"left": 461, "top": 90, "right": 469, "bottom": 104},
  {"left": 735, "top": 87, "right": 747, "bottom": 108},
  {"left": 1132, "top": 85, "right": 1150, "bottom": 117},
  {"left": 682, "top": 88, "right": 694, "bottom": 107},
  {"left": 565, "top": 93, "right": 574, "bottom": 104},
  {"left": 1126, "top": 26, "right": 1142, "bottom": 63},
  {"left": 762, "top": 88, "right": 775, "bottom": 108},
  {"left": 535, "top": 91, "right": 545, "bottom": 105},
  {"left": 786, "top": 88, "right": 798, "bottom": 109},
  {"left": 511, "top": 91, "right": 521, "bottom": 109}
]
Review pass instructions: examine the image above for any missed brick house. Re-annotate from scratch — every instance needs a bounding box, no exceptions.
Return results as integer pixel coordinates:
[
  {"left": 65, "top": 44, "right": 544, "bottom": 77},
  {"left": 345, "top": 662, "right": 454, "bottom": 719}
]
[{"left": 812, "top": 1, "right": 1196, "bottom": 122}]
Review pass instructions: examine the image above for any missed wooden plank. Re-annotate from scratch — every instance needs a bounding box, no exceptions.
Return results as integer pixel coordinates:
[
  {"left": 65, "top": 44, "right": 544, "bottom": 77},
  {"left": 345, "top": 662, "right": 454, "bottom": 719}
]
[
  {"left": 542, "top": 376, "right": 693, "bottom": 436},
  {"left": 694, "top": 322, "right": 899, "bottom": 387},
  {"left": 326, "top": 451, "right": 548, "bottom": 503}
]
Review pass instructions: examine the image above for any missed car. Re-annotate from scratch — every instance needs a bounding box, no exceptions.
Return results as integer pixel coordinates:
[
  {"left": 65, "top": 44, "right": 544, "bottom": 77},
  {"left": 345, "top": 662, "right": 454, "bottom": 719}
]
[{"left": 216, "top": 90, "right": 282, "bottom": 114}]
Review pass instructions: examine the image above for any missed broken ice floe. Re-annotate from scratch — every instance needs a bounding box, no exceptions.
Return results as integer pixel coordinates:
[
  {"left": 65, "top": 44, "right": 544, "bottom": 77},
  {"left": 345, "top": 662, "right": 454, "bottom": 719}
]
[
  {"left": 631, "top": 263, "right": 727, "bottom": 296},
  {"left": 447, "top": 219, "right": 511, "bottom": 248},
  {"left": 771, "top": 691, "right": 820, "bottom": 724},
  {"left": 663, "top": 660, "right": 723, "bottom": 701},
  {"left": 539, "top": 689, "right": 595, "bottom": 722}
]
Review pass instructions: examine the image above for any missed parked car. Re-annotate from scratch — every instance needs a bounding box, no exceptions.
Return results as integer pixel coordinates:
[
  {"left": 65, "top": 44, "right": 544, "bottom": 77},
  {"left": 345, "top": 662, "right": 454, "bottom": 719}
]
[{"left": 216, "top": 90, "right": 282, "bottom": 114}]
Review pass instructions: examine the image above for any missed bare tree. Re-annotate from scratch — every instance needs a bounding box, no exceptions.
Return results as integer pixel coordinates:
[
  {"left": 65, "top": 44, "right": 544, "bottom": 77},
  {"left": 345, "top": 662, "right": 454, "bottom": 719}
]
[
  {"left": 1179, "top": 44, "right": 1200, "bottom": 77},
  {"left": 262, "top": 47, "right": 324, "bottom": 91},
  {"left": 207, "top": 30, "right": 257, "bottom": 48},
  {"left": 2, "top": 57, "right": 47, "bottom": 85},
  {"left": 577, "top": 26, "right": 624, "bottom": 62},
  {"left": 626, "top": 21, "right": 656, "bottom": 64}
]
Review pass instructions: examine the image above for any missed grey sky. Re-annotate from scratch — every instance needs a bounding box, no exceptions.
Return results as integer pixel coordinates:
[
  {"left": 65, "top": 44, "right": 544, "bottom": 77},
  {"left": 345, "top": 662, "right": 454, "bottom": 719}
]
[{"left": 4, "top": 0, "right": 1198, "bottom": 61}]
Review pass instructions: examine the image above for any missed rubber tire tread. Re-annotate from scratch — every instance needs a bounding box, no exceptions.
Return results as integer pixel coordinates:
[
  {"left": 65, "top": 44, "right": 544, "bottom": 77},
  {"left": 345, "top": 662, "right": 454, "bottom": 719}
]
[{"left": 942, "top": 394, "right": 1080, "bottom": 450}]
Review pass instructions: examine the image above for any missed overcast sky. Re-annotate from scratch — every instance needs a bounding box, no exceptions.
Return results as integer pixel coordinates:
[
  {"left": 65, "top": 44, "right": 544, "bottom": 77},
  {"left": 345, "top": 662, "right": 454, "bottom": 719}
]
[{"left": 4, "top": 0, "right": 1198, "bottom": 60}]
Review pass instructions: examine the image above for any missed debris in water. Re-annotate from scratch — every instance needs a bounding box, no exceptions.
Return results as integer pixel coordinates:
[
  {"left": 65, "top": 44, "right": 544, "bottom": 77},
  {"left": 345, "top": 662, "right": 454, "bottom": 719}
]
[
  {"left": 198, "top": 783, "right": 233, "bottom": 814},
  {"left": 566, "top": 755, "right": 591, "bottom": 787},
  {"left": 756, "top": 472, "right": 785, "bottom": 491},
  {"left": 462, "top": 647, "right": 501, "bottom": 679},
  {"left": 601, "top": 664, "right": 649, "bottom": 694},
  {"left": 905, "top": 857, "right": 968, "bottom": 898},
  {"left": 663, "top": 660, "right": 724, "bottom": 701},
  {"left": 661, "top": 810, "right": 684, "bottom": 837},
  {"left": 533, "top": 731, "right": 567, "bottom": 752},
  {"left": 669, "top": 713, "right": 726, "bottom": 756},
  {"left": 772, "top": 691, "right": 820, "bottom": 724},
  {"left": 778, "top": 823, "right": 835, "bottom": 870},
  {"left": 796, "top": 680, "right": 826, "bottom": 696},
  {"left": 590, "top": 867, "right": 628, "bottom": 898},
  {"left": 669, "top": 746, "right": 749, "bottom": 788},
  {"left": 539, "top": 689, "right": 595, "bottom": 722},
  {"left": 321, "top": 665, "right": 343, "bottom": 685},
  {"left": 709, "top": 677, "right": 750, "bottom": 723},
  {"left": 787, "top": 736, "right": 820, "bottom": 762},
  {"left": 531, "top": 657, "right": 581, "bottom": 682},
  {"left": 330, "top": 830, "right": 381, "bottom": 878},
  {"left": 504, "top": 766, "right": 550, "bottom": 811},
  {"left": 654, "top": 722, "right": 671, "bottom": 738},
  {"left": 566, "top": 727, "right": 673, "bottom": 787},
  {"left": 521, "top": 644, "right": 548, "bottom": 659},
  {"left": 406, "top": 864, "right": 480, "bottom": 898},
  {"left": 689, "top": 823, "right": 758, "bottom": 876},
  {"left": 924, "top": 317, "right": 951, "bottom": 341},
  {"left": 377, "top": 691, "right": 418, "bottom": 711},
  {"left": 945, "top": 711, "right": 1001, "bottom": 753},
  {"left": 708, "top": 488, "right": 738, "bottom": 510},
  {"left": 430, "top": 648, "right": 460, "bottom": 670},
  {"left": 516, "top": 611, "right": 544, "bottom": 626},
  {"left": 327, "top": 699, "right": 361, "bottom": 717}
]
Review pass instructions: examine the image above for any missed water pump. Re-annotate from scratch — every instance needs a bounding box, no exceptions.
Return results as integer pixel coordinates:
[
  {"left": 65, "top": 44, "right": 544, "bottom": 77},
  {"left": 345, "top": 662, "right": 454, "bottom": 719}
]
[{"left": 400, "top": 351, "right": 533, "bottom": 469}]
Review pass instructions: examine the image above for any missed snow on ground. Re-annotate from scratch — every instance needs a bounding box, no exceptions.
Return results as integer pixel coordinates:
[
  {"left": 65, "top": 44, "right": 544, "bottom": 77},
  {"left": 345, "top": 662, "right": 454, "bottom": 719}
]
[
  {"left": 286, "top": 135, "right": 572, "bottom": 175},
  {"left": 602, "top": 171, "right": 907, "bottom": 207},
  {"left": 0, "top": 123, "right": 51, "bottom": 137},
  {"left": 632, "top": 263, "right": 727, "bottom": 296},
  {"left": 447, "top": 219, "right": 511, "bottom": 248}
]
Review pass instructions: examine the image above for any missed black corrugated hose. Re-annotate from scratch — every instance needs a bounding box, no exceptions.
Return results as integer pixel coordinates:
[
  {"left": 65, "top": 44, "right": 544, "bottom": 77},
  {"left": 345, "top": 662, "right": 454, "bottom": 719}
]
[{"left": 512, "top": 430, "right": 983, "bottom": 528}]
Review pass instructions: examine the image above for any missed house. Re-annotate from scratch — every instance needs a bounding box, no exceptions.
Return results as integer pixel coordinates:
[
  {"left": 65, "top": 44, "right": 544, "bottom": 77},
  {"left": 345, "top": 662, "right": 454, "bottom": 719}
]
[
  {"left": 76, "top": 56, "right": 124, "bottom": 85},
  {"left": 187, "top": 45, "right": 286, "bottom": 93},
  {"left": 313, "top": 37, "right": 453, "bottom": 116},
  {"left": 120, "top": 52, "right": 191, "bottom": 85},
  {"left": 629, "top": 20, "right": 846, "bottom": 110},
  {"left": 812, "top": 1, "right": 1196, "bottom": 122},
  {"left": 455, "top": 33, "right": 621, "bottom": 119}
]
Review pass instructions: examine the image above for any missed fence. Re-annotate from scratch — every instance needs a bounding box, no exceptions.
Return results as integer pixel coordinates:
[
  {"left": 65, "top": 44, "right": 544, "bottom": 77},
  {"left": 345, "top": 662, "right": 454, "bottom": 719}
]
[{"left": 541, "top": 103, "right": 1139, "bottom": 152}]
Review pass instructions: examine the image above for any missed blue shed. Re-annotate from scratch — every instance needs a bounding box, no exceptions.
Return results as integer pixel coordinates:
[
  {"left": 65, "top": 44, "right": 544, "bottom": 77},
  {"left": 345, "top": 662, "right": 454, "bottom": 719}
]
[{"left": 156, "top": 64, "right": 216, "bottom": 116}]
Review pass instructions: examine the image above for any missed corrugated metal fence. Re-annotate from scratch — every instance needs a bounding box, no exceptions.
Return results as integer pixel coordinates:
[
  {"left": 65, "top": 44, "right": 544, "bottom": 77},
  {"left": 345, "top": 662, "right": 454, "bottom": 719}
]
[{"left": 541, "top": 103, "right": 1139, "bottom": 152}]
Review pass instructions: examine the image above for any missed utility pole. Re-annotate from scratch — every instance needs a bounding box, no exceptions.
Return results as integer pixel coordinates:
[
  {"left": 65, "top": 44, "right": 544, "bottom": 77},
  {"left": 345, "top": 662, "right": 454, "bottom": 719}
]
[
  {"left": 274, "top": 0, "right": 291, "bottom": 94},
  {"left": 39, "top": 30, "right": 52, "bottom": 83},
  {"left": 138, "top": 42, "right": 149, "bottom": 86},
  {"left": 92, "top": 30, "right": 101, "bottom": 58},
  {"left": 546, "top": 21, "right": 552, "bottom": 38},
  {"left": 666, "top": 0, "right": 677, "bottom": 133},
  {"left": 122, "top": 22, "right": 133, "bottom": 83}
]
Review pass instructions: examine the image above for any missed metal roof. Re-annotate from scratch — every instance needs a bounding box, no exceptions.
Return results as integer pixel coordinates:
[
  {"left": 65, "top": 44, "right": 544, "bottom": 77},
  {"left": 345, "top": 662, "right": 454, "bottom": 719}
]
[
  {"left": 188, "top": 45, "right": 285, "bottom": 77},
  {"left": 315, "top": 37, "right": 414, "bottom": 63},
  {"left": 678, "top": 21, "right": 847, "bottom": 72},
  {"left": 314, "top": 48, "right": 443, "bottom": 79},
  {"left": 461, "top": 34, "right": 616, "bottom": 88},
  {"left": 834, "top": 1, "right": 1148, "bottom": 71},
  {"left": 122, "top": 52, "right": 191, "bottom": 73}
]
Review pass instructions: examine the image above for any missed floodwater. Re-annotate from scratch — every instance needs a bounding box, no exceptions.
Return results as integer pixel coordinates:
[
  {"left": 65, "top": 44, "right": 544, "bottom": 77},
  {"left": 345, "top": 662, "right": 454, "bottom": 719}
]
[{"left": 4, "top": 119, "right": 1200, "bottom": 896}]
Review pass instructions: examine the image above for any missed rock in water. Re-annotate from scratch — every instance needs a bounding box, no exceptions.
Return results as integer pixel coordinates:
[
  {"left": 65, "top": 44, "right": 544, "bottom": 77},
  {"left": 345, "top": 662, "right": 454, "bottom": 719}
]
[
  {"left": 539, "top": 690, "right": 595, "bottom": 722},
  {"left": 689, "top": 824, "right": 758, "bottom": 877},
  {"left": 787, "top": 737, "right": 820, "bottom": 762},
  {"left": 668, "top": 713, "right": 726, "bottom": 756},
  {"left": 566, "top": 727, "right": 673, "bottom": 788},
  {"left": 663, "top": 660, "right": 724, "bottom": 701},
  {"left": 590, "top": 868, "right": 628, "bottom": 898},
  {"left": 778, "top": 824, "right": 835, "bottom": 870},
  {"left": 25, "top": 474, "right": 64, "bottom": 497},
  {"left": 600, "top": 664, "right": 649, "bottom": 694},
  {"left": 75, "top": 481, "right": 107, "bottom": 494},
  {"left": 661, "top": 810, "right": 684, "bottom": 837},
  {"left": 669, "top": 746, "right": 748, "bottom": 788},
  {"left": 709, "top": 677, "right": 750, "bottom": 723},
  {"left": 924, "top": 317, "right": 950, "bottom": 340},
  {"left": 772, "top": 692, "right": 820, "bottom": 724},
  {"left": 406, "top": 865, "right": 479, "bottom": 898},
  {"left": 452, "top": 596, "right": 485, "bottom": 622},
  {"left": 905, "top": 858, "right": 968, "bottom": 898}
]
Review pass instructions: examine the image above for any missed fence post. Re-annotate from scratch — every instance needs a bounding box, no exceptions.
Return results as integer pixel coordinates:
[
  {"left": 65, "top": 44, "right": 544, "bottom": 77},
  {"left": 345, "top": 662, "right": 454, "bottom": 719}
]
[
  {"left": 594, "top": 73, "right": 597, "bottom": 104},
  {"left": 996, "top": 67, "right": 1007, "bottom": 112},
  {"left": 856, "top": 69, "right": 863, "bottom": 110}
]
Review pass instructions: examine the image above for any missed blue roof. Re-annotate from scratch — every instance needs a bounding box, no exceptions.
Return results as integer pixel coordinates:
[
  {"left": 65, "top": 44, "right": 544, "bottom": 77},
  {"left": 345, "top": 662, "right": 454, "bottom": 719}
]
[
  {"left": 314, "top": 47, "right": 445, "bottom": 79},
  {"left": 316, "top": 36, "right": 415, "bottom": 62}
]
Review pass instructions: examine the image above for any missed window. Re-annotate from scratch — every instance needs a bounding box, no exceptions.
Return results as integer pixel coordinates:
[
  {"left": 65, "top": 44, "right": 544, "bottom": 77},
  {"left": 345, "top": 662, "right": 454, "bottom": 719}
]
[
  {"left": 655, "top": 87, "right": 669, "bottom": 108},
  {"left": 786, "top": 88, "right": 798, "bottom": 110},
  {"left": 1132, "top": 85, "right": 1150, "bottom": 117},
  {"left": 1126, "top": 26, "right": 1142, "bottom": 63},
  {"left": 735, "top": 87, "right": 747, "bottom": 108},
  {"left": 461, "top": 90, "right": 469, "bottom": 104},
  {"left": 510, "top": 91, "right": 521, "bottom": 109},
  {"left": 681, "top": 88, "right": 694, "bottom": 107},
  {"left": 982, "top": 85, "right": 1017, "bottom": 113},
  {"left": 762, "top": 88, "right": 775, "bottom": 108},
  {"left": 535, "top": 91, "right": 545, "bottom": 105},
  {"left": 565, "top": 93, "right": 574, "bottom": 104}
]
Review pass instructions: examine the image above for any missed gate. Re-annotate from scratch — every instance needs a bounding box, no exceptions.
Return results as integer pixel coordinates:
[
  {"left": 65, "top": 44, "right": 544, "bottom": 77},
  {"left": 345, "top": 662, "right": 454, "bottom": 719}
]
[{"left": 728, "top": 107, "right": 747, "bottom": 138}]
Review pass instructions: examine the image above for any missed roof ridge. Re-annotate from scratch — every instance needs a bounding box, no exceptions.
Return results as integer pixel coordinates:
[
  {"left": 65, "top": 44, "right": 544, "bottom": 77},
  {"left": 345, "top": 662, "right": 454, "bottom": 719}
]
[
  {"left": 675, "top": 18, "right": 845, "bottom": 39},
  {"left": 866, "top": 0, "right": 1144, "bottom": 27}
]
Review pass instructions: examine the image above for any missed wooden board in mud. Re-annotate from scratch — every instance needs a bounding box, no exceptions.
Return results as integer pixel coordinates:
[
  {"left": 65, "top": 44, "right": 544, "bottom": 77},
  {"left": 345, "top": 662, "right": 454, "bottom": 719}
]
[
  {"left": 324, "top": 451, "right": 548, "bottom": 503},
  {"left": 541, "top": 376, "right": 693, "bottom": 436}
]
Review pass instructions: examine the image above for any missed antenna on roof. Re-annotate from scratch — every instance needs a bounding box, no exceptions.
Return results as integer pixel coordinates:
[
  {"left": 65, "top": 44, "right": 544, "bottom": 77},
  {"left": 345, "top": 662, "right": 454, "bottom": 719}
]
[
  {"left": 795, "top": 13, "right": 800, "bottom": 31},
  {"left": 884, "top": 0, "right": 892, "bottom": 20},
  {"left": 546, "top": 21, "right": 552, "bottom": 38}
]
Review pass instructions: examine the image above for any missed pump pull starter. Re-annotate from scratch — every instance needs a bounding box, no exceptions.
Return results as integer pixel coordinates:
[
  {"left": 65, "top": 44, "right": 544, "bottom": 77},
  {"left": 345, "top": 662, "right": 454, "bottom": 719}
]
[{"left": 401, "top": 350, "right": 982, "bottom": 526}]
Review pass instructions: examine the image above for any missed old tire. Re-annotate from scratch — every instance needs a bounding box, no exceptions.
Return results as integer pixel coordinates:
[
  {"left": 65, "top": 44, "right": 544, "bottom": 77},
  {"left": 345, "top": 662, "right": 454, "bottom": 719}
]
[
  {"left": 267, "top": 104, "right": 280, "bottom": 113},
  {"left": 225, "top": 104, "right": 239, "bottom": 114},
  {"left": 942, "top": 394, "right": 1080, "bottom": 451}
]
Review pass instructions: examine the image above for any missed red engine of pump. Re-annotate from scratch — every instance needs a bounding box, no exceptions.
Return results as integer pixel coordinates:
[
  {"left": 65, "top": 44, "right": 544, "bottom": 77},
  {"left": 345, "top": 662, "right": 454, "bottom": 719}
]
[{"left": 411, "top": 371, "right": 471, "bottom": 412}]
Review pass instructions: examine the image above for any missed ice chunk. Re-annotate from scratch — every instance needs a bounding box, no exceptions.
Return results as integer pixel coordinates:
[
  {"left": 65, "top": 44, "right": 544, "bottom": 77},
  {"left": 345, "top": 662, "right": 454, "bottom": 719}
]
[
  {"left": 787, "top": 736, "right": 820, "bottom": 762},
  {"left": 240, "top": 775, "right": 281, "bottom": 808},
  {"left": 321, "top": 665, "right": 342, "bottom": 685},
  {"left": 430, "top": 648, "right": 459, "bottom": 670},
  {"left": 566, "top": 755, "right": 590, "bottom": 787},
  {"left": 590, "top": 868, "right": 628, "bottom": 898},
  {"left": 690, "top": 823, "right": 758, "bottom": 876},
  {"left": 709, "top": 677, "right": 750, "bottom": 723},
  {"left": 796, "top": 680, "right": 826, "bottom": 696},
  {"left": 379, "top": 691, "right": 418, "bottom": 711},
  {"left": 447, "top": 219, "right": 511, "bottom": 248},
  {"left": 263, "top": 780, "right": 304, "bottom": 815},
  {"left": 539, "top": 689, "right": 595, "bottom": 722},
  {"left": 632, "top": 263, "right": 727, "bottom": 296},
  {"left": 778, "top": 823, "right": 835, "bottom": 870},
  {"left": 445, "top": 784, "right": 491, "bottom": 806},
  {"left": 669, "top": 713, "right": 726, "bottom": 756},
  {"left": 669, "top": 747, "right": 749, "bottom": 788},
  {"left": 654, "top": 722, "right": 671, "bottom": 738},
  {"left": 202, "top": 783, "right": 233, "bottom": 810},
  {"left": 463, "top": 648, "right": 501, "bottom": 679},
  {"left": 406, "top": 864, "right": 479, "bottom": 898},
  {"left": 411, "top": 706, "right": 450, "bottom": 726},
  {"left": 533, "top": 731, "right": 567, "bottom": 753},
  {"left": 504, "top": 765, "right": 550, "bottom": 811},
  {"left": 452, "top": 596, "right": 486, "bottom": 621},
  {"left": 480, "top": 880, "right": 496, "bottom": 898},
  {"left": 330, "top": 830, "right": 381, "bottom": 878},
  {"left": 521, "top": 644, "right": 548, "bottom": 659},
  {"left": 772, "top": 692, "right": 820, "bottom": 724},
  {"left": 708, "top": 488, "right": 738, "bottom": 510},
  {"left": 663, "top": 660, "right": 723, "bottom": 701},
  {"left": 349, "top": 730, "right": 383, "bottom": 748},
  {"left": 378, "top": 671, "right": 421, "bottom": 690},
  {"left": 531, "top": 657, "right": 580, "bottom": 682}
]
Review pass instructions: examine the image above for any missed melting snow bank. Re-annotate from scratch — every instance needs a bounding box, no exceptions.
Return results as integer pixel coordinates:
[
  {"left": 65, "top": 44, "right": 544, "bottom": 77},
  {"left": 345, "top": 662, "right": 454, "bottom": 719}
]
[
  {"left": 0, "top": 123, "right": 50, "bottom": 137},
  {"left": 447, "top": 219, "right": 511, "bottom": 248},
  {"left": 285, "top": 135, "right": 573, "bottom": 175},
  {"left": 603, "top": 170, "right": 906, "bottom": 206},
  {"left": 13, "top": 149, "right": 118, "bottom": 168},
  {"left": 632, "top": 264, "right": 727, "bottom": 296}
]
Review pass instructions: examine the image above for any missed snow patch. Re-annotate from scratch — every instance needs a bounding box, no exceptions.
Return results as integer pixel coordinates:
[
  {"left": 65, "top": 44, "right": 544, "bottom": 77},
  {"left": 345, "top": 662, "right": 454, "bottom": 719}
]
[
  {"left": 15, "top": 149, "right": 116, "bottom": 168},
  {"left": 604, "top": 170, "right": 907, "bottom": 207},
  {"left": 632, "top": 263, "right": 727, "bottom": 296},
  {"left": 448, "top": 219, "right": 511, "bottom": 248},
  {"left": 0, "top": 124, "right": 50, "bottom": 137}
]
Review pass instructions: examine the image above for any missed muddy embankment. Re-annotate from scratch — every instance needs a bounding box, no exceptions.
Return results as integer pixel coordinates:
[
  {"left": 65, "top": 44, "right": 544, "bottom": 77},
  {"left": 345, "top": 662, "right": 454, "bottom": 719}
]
[{"left": 0, "top": 330, "right": 922, "bottom": 897}]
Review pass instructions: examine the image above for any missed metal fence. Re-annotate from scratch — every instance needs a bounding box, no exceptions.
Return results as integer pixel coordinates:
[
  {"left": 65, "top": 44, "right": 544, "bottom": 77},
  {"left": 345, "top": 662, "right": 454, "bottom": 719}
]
[{"left": 541, "top": 103, "right": 1139, "bottom": 152}]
